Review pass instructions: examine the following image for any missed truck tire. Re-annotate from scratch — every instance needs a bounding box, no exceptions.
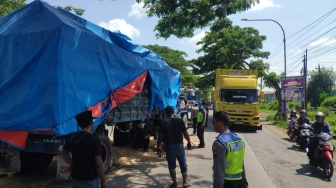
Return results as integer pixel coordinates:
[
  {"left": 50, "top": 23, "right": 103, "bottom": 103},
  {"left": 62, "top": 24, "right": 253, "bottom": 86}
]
[
  {"left": 98, "top": 134, "right": 113, "bottom": 173},
  {"left": 20, "top": 151, "right": 53, "bottom": 173}
]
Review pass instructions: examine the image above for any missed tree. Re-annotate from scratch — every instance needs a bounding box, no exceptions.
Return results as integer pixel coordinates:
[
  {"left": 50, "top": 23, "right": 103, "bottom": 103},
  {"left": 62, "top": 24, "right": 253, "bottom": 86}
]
[
  {"left": 137, "top": 0, "right": 259, "bottom": 39},
  {"left": 57, "top": 5, "right": 84, "bottom": 16},
  {"left": 189, "top": 18, "right": 269, "bottom": 88},
  {"left": 307, "top": 67, "right": 336, "bottom": 107},
  {"left": 0, "top": 0, "right": 26, "bottom": 17},
  {"left": 263, "top": 72, "right": 282, "bottom": 110},
  {"left": 248, "top": 59, "right": 270, "bottom": 90},
  {"left": 144, "top": 44, "right": 198, "bottom": 85},
  {"left": 0, "top": 1, "right": 84, "bottom": 17}
]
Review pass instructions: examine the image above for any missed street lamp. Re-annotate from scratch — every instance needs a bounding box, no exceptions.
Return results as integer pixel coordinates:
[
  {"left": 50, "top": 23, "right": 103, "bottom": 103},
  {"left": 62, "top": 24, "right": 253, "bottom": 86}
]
[
  {"left": 241, "top": 18, "right": 286, "bottom": 77},
  {"left": 242, "top": 18, "right": 287, "bottom": 115}
]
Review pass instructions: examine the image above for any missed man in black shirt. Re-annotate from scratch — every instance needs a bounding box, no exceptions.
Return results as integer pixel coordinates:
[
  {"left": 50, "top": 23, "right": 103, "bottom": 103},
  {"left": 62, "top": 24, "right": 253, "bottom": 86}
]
[
  {"left": 131, "top": 122, "right": 151, "bottom": 151},
  {"left": 61, "top": 111, "right": 106, "bottom": 188},
  {"left": 158, "top": 106, "right": 192, "bottom": 188}
]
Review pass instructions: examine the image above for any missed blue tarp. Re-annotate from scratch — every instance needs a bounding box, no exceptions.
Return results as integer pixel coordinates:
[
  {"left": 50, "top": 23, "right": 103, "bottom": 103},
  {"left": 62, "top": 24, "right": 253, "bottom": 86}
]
[{"left": 0, "top": 0, "right": 181, "bottom": 136}]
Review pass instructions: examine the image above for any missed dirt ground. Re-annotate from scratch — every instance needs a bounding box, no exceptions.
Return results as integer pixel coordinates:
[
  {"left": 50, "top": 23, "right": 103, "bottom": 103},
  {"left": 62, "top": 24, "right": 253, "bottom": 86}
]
[{"left": 111, "top": 132, "right": 200, "bottom": 171}]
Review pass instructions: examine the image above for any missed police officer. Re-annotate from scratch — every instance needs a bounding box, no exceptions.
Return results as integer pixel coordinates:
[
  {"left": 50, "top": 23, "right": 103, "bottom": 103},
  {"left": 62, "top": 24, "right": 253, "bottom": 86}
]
[
  {"left": 212, "top": 111, "right": 248, "bottom": 188},
  {"left": 307, "top": 112, "right": 333, "bottom": 165},
  {"left": 197, "top": 103, "right": 206, "bottom": 148}
]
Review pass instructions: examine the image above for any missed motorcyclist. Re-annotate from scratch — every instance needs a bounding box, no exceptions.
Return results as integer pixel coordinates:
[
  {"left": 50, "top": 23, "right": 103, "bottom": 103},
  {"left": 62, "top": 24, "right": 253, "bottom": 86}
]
[
  {"left": 296, "top": 109, "right": 311, "bottom": 142},
  {"left": 307, "top": 112, "right": 333, "bottom": 165},
  {"left": 289, "top": 110, "right": 298, "bottom": 120},
  {"left": 287, "top": 110, "right": 298, "bottom": 136}
]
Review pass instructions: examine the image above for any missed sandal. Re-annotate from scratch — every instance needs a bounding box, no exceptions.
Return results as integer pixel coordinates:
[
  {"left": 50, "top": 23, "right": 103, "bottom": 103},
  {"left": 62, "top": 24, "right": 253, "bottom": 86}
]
[
  {"left": 183, "top": 183, "right": 192, "bottom": 188},
  {"left": 168, "top": 183, "right": 178, "bottom": 188}
]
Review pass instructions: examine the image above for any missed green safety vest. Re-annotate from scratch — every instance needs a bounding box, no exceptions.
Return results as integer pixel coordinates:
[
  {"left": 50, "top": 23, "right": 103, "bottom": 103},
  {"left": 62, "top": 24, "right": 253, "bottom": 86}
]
[
  {"left": 197, "top": 111, "right": 203, "bottom": 122},
  {"left": 217, "top": 133, "right": 245, "bottom": 180}
]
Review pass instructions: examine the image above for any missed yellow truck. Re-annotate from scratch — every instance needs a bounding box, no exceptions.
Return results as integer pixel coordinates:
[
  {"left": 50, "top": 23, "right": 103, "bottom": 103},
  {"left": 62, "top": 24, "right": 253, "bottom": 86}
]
[{"left": 214, "top": 69, "right": 263, "bottom": 131}]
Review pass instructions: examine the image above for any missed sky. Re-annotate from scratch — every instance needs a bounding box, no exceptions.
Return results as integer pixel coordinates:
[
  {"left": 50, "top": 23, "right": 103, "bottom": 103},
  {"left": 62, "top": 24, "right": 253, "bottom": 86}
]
[{"left": 25, "top": 0, "right": 336, "bottom": 77}]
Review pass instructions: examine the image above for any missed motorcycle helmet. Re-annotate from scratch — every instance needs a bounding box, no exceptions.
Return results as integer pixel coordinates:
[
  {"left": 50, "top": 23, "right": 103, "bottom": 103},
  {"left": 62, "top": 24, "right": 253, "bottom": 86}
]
[
  {"left": 290, "top": 110, "right": 297, "bottom": 117},
  {"left": 299, "top": 109, "right": 306, "bottom": 116},
  {"left": 315, "top": 111, "right": 325, "bottom": 123}
]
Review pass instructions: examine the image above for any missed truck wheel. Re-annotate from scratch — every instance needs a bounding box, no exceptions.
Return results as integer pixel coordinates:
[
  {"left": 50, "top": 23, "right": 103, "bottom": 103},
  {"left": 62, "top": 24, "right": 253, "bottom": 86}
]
[
  {"left": 98, "top": 135, "right": 113, "bottom": 173},
  {"left": 20, "top": 151, "right": 53, "bottom": 173}
]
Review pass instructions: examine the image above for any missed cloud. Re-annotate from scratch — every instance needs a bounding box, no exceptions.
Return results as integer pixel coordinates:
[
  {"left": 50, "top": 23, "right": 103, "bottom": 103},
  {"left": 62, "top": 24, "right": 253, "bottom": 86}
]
[
  {"left": 248, "top": 0, "right": 281, "bottom": 12},
  {"left": 309, "top": 37, "right": 336, "bottom": 47},
  {"left": 98, "top": 19, "right": 140, "bottom": 39},
  {"left": 128, "top": 2, "right": 146, "bottom": 19},
  {"left": 180, "top": 31, "right": 206, "bottom": 49}
]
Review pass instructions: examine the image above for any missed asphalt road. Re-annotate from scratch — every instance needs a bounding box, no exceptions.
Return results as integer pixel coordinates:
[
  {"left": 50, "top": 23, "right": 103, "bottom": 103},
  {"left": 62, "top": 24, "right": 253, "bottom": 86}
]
[
  {"left": 1, "top": 110, "right": 335, "bottom": 188},
  {"left": 104, "top": 110, "right": 336, "bottom": 187}
]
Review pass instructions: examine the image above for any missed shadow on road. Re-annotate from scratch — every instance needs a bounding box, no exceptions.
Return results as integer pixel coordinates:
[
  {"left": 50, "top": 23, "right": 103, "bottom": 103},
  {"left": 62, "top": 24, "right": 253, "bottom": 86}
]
[
  {"left": 296, "top": 164, "right": 330, "bottom": 182},
  {"left": 286, "top": 144, "right": 307, "bottom": 153}
]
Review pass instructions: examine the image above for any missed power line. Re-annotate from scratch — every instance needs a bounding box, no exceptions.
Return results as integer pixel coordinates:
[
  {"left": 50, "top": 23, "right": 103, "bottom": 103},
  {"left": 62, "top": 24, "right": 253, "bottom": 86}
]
[
  {"left": 309, "top": 47, "right": 336, "bottom": 59},
  {"left": 287, "top": 52, "right": 306, "bottom": 74},
  {"left": 270, "top": 7, "right": 336, "bottom": 60},
  {"left": 272, "top": 25, "right": 336, "bottom": 65},
  {"left": 268, "top": 42, "right": 283, "bottom": 65},
  {"left": 309, "top": 44, "right": 336, "bottom": 56},
  {"left": 310, "top": 61, "right": 336, "bottom": 63},
  {"left": 287, "top": 7, "right": 336, "bottom": 39},
  {"left": 307, "top": 36, "right": 336, "bottom": 51},
  {"left": 286, "top": 18, "right": 336, "bottom": 49}
]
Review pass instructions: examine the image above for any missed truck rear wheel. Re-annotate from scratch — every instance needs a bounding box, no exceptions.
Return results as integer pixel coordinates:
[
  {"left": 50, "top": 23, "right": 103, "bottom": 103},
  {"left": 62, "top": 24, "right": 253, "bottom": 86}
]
[
  {"left": 98, "top": 135, "right": 113, "bottom": 173},
  {"left": 20, "top": 151, "right": 53, "bottom": 173}
]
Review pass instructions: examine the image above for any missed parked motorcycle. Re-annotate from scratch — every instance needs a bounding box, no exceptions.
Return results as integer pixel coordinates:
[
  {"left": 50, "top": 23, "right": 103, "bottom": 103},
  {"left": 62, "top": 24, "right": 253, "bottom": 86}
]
[
  {"left": 297, "top": 123, "right": 313, "bottom": 152},
  {"left": 310, "top": 132, "right": 334, "bottom": 180},
  {"left": 287, "top": 118, "right": 298, "bottom": 140}
]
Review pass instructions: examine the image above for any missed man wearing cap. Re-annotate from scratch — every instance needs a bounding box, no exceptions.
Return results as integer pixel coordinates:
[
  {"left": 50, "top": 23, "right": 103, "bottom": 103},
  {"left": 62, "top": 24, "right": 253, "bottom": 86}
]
[
  {"left": 158, "top": 106, "right": 192, "bottom": 188},
  {"left": 61, "top": 111, "right": 106, "bottom": 188}
]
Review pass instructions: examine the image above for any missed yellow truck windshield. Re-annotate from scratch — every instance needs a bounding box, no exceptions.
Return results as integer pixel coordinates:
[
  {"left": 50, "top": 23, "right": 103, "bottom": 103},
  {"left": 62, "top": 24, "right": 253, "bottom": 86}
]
[{"left": 220, "top": 89, "right": 258, "bottom": 103}]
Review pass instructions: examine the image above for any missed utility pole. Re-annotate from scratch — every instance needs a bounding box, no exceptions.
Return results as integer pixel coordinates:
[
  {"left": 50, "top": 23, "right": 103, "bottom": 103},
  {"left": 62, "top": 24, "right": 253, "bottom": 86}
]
[{"left": 303, "top": 49, "right": 307, "bottom": 110}]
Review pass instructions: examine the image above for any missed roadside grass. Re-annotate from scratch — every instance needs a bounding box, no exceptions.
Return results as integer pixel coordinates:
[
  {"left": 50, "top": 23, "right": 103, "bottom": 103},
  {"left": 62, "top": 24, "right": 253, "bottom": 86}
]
[{"left": 264, "top": 112, "right": 336, "bottom": 153}]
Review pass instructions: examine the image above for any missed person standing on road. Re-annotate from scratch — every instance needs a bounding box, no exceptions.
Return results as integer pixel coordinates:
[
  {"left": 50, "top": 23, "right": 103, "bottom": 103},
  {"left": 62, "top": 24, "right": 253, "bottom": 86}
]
[
  {"left": 212, "top": 111, "right": 248, "bottom": 188},
  {"left": 191, "top": 105, "right": 198, "bottom": 134},
  {"left": 197, "top": 103, "right": 206, "bottom": 148},
  {"left": 61, "top": 111, "right": 106, "bottom": 188},
  {"left": 204, "top": 102, "right": 209, "bottom": 127},
  {"left": 158, "top": 106, "right": 192, "bottom": 188}
]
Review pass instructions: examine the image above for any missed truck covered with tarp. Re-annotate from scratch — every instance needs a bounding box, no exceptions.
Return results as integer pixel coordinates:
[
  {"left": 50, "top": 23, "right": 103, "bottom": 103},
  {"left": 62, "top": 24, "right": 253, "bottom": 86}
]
[{"left": 0, "top": 0, "right": 180, "bottom": 174}]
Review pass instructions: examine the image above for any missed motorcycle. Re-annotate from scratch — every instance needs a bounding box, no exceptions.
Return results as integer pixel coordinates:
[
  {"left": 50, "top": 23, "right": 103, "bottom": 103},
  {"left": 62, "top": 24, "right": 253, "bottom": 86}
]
[
  {"left": 297, "top": 123, "right": 313, "bottom": 152},
  {"left": 311, "top": 132, "right": 334, "bottom": 180},
  {"left": 287, "top": 118, "right": 298, "bottom": 140}
]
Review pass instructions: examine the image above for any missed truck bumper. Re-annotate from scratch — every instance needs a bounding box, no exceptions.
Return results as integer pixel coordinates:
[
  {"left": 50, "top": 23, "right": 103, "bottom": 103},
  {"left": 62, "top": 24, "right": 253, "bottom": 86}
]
[{"left": 228, "top": 115, "right": 262, "bottom": 131}]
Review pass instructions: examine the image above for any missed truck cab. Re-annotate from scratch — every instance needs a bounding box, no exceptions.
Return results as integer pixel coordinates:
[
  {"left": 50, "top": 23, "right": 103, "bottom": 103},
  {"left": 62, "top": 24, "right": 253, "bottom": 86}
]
[{"left": 214, "top": 69, "right": 262, "bottom": 131}]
